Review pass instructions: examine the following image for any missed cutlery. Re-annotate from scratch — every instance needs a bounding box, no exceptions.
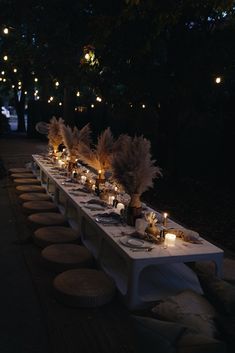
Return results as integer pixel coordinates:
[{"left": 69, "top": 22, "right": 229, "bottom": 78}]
[{"left": 130, "top": 247, "right": 154, "bottom": 252}]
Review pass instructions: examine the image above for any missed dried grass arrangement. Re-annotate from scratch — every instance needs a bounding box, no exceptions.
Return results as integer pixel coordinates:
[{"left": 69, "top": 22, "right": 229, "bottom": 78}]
[
  {"left": 47, "top": 116, "right": 64, "bottom": 153},
  {"left": 61, "top": 123, "right": 91, "bottom": 162},
  {"left": 112, "top": 135, "right": 161, "bottom": 225},
  {"left": 78, "top": 127, "right": 114, "bottom": 178}
]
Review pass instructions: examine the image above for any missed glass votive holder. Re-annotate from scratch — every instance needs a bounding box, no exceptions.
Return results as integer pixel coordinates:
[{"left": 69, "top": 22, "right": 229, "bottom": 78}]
[{"left": 164, "top": 233, "right": 176, "bottom": 247}]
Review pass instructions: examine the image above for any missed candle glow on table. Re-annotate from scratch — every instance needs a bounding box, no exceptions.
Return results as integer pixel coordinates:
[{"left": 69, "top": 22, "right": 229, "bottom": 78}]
[{"left": 164, "top": 233, "right": 176, "bottom": 247}]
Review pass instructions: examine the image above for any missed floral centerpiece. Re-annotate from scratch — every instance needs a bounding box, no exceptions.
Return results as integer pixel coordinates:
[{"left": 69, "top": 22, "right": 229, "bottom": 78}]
[{"left": 112, "top": 135, "right": 162, "bottom": 226}]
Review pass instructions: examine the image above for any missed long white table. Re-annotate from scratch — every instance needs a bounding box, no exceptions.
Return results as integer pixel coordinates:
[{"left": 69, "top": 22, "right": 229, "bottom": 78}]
[{"left": 32, "top": 155, "right": 224, "bottom": 309}]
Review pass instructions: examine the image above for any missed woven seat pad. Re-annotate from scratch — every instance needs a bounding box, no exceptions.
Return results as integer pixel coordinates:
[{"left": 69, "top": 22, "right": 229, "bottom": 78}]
[
  {"left": 22, "top": 201, "right": 57, "bottom": 214},
  {"left": 41, "top": 244, "right": 93, "bottom": 272},
  {"left": 14, "top": 178, "right": 41, "bottom": 185},
  {"left": 16, "top": 185, "right": 46, "bottom": 194},
  {"left": 34, "top": 226, "right": 79, "bottom": 248},
  {"left": 53, "top": 269, "right": 116, "bottom": 308},
  {"left": 9, "top": 168, "right": 32, "bottom": 174},
  {"left": 11, "top": 173, "right": 35, "bottom": 179},
  {"left": 28, "top": 212, "right": 67, "bottom": 228},
  {"left": 19, "top": 193, "right": 51, "bottom": 203}
]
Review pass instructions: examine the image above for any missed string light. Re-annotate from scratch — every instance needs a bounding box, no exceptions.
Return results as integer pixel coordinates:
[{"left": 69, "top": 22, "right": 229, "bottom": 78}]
[
  {"left": 76, "top": 91, "right": 80, "bottom": 97},
  {"left": 3, "top": 55, "right": 8, "bottom": 61},
  {"left": 3, "top": 27, "right": 9, "bottom": 34},
  {"left": 12, "top": 84, "right": 15, "bottom": 88},
  {"left": 96, "top": 96, "right": 102, "bottom": 102},
  {"left": 142, "top": 104, "right": 146, "bottom": 109},
  {"left": 3, "top": 78, "right": 6, "bottom": 82},
  {"left": 91, "top": 104, "right": 94, "bottom": 108},
  {"left": 1, "top": 71, "right": 5, "bottom": 75},
  {"left": 215, "top": 76, "right": 222, "bottom": 84},
  {"left": 59, "top": 102, "right": 62, "bottom": 106},
  {"left": 34, "top": 77, "right": 38, "bottom": 82},
  {"left": 55, "top": 81, "right": 59, "bottom": 87},
  {"left": 24, "top": 91, "right": 27, "bottom": 94},
  {"left": 36, "top": 96, "right": 40, "bottom": 100},
  {"left": 49, "top": 96, "right": 54, "bottom": 101},
  {"left": 13, "top": 68, "right": 17, "bottom": 73},
  {"left": 48, "top": 99, "right": 51, "bottom": 103},
  {"left": 0, "top": 77, "right": 2, "bottom": 81},
  {"left": 85, "top": 53, "right": 90, "bottom": 60},
  {"left": 18, "top": 81, "right": 22, "bottom": 85}
]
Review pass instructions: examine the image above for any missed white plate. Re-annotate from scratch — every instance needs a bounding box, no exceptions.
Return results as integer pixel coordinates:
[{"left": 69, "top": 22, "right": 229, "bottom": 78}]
[{"left": 119, "top": 236, "right": 149, "bottom": 249}]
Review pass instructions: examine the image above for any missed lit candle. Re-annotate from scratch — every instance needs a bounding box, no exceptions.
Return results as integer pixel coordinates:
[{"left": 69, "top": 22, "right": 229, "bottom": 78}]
[
  {"left": 116, "top": 202, "right": 125, "bottom": 214},
  {"left": 163, "top": 212, "right": 168, "bottom": 227},
  {"left": 81, "top": 175, "right": 87, "bottom": 184},
  {"left": 98, "top": 169, "right": 102, "bottom": 179},
  {"left": 114, "top": 186, "right": 118, "bottom": 192},
  {"left": 108, "top": 195, "right": 115, "bottom": 205},
  {"left": 91, "top": 184, "right": 96, "bottom": 191},
  {"left": 164, "top": 233, "right": 176, "bottom": 247}
]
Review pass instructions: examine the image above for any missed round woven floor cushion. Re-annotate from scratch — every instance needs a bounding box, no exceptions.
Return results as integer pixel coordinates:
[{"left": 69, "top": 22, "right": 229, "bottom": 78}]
[
  {"left": 34, "top": 226, "right": 79, "bottom": 248},
  {"left": 22, "top": 200, "right": 57, "bottom": 214},
  {"left": 14, "top": 178, "right": 41, "bottom": 185},
  {"left": 19, "top": 193, "right": 51, "bottom": 203},
  {"left": 9, "top": 168, "right": 32, "bottom": 174},
  {"left": 53, "top": 269, "right": 116, "bottom": 308},
  {"left": 41, "top": 244, "right": 93, "bottom": 272},
  {"left": 28, "top": 212, "right": 67, "bottom": 229},
  {"left": 16, "top": 185, "right": 46, "bottom": 194},
  {"left": 11, "top": 173, "right": 35, "bottom": 178}
]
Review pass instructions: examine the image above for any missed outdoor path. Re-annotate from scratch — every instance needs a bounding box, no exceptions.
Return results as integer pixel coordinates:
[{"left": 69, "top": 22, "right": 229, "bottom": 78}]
[{"left": 0, "top": 135, "right": 49, "bottom": 353}]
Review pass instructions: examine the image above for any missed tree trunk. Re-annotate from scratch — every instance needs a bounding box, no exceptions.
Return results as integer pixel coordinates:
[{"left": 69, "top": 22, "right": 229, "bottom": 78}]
[
  {"left": 63, "top": 85, "right": 75, "bottom": 125},
  {"left": 15, "top": 92, "right": 26, "bottom": 132}
]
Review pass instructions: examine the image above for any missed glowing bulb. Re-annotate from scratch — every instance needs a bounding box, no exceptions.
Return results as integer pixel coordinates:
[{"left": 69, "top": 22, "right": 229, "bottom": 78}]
[
  {"left": 142, "top": 104, "right": 146, "bottom": 109},
  {"left": 76, "top": 91, "right": 80, "bottom": 97},
  {"left": 55, "top": 81, "right": 59, "bottom": 87},
  {"left": 3, "top": 28, "right": 9, "bottom": 34},
  {"left": 3, "top": 55, "right": 8, "bottom": 61},
  {"left": 35, "top": 89, "right": 38, "bottom": 94},
  {"left": 1, "top": 71, "right": 5, "bottom": 75},
  {"left": 59, "top": 102, "right": 62, "bottom": 106},
  {"left": 49, "top": 96, "right": 54, "bottom": 101},
  {"left": 0, "top": 77, "right": 2, "bottom": 81},
  {"left": 48, "top": 99, "right": 51, "bottom": 103},
  {"left": 34, "top": 77, "right": 38, "bottom": 82},
  {"left": 13, "top": 68, "right": 17, "bottom": 73},
  {"left": 36, "top": 96, "right": 40, "bottom": 100},
  {"left": 12, "top": 84, "right": 15, "bottom": 88},
  {"left": 24, "top": 91, "right": 27, "bottom": 94},
  {"left": 3, "top": 78, "right": 6, "bottom": 82},
  {"left": 18, "top": 81, "right": 22, "bottom": 85},
  {"left": 215, "top": 76, "right": 221, "bottom": 84},
  {"left": 85, "top": 53, "right": 90, "bottom": 60},
  {"left": 91, "top": 104, "right": 94, "bottom": 108},
  {"left": 96, "top": 96, "right": 102, "bottom": 102}
]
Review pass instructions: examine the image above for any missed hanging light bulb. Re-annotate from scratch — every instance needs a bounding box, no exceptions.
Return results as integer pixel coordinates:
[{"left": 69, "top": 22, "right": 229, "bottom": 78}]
[
  {"left": 24, "top": 91, "right": 27, "bottom": 95},
  {"left": 59, "top": 102, "right": 62, "bottom": 106},
  {"left": 34, "top": 77, "right": 38, "bottom": 82},
  {"left": 3, "top": 55, "right": 8, "bottom": 61},
  {"left": 3, "top": 27, "right": 9, "bottom": 34},
  {"left": 91, "top": 104, "right": 94, "bottom": 108},
  {"left": 215, "top": 76, "right": 222, "bottom": 84},
  {"left": 142, "top": 104, "right": 146, "bottom": 109},
  {"left": 1, "top": 71, "right": 5, "bottom": 75},
  {"left": 76, "top": 91, "right": 80, "bottom": 97},
  {"left": 3, "top": 78, "right": 6, "bottom": 82},
  {"left": 13, "top": 68, "right": 17, "bottom": 73},
  {"left": 96, "top": 96, "right": 102, "bottom": 102},
  {"left": 18, "top": 81, "right": 22, "bottom": 85},
  {"left": 12, "top": 84, "right": 15, "bottom": 88},
  {"left": 49, "top": 96, "right": 54, "bottom": 101},
  {"left": 55, "top": 81, "right": 59, "bottom": 87},
  {"left": 0, "top": 77, "right": 2, "bottom": 81}
]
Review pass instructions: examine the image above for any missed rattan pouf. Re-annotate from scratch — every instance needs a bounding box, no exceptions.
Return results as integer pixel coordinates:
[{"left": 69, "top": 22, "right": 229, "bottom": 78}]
[
  {"left": 11, "top": 173, "right": 35, "bottom": 179},
  {"left": 13, "top": 178, "right": 41, "bottom": 185},
  {"left": 34, "top": 226, "right": 79, "bottom": 248},
  {"left": 22, "top": 200, "right": 57, "bottom": 214},
  {"left": 19, "top": 192, "right": 51, "bottom": 204},
  {"left": 28, "top": 212, "right": 67, "bottom": 230},
  {"left": 41, "top": 244, "right": 93, "bottom": 272},
  {"left": 53, "top": 269, "right": 116, "bottom": 308},
  {"left": 16, "top": 185, "right": 46, "bottom": 194},
  {"left": 9, "top": 168, "right": 32, "bottom": 174}
]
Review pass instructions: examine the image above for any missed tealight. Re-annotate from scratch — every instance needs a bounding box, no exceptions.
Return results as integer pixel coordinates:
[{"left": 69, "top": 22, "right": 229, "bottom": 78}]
[
  {"left": 164, "top": 233, "right": 176, "bottom": 247},
  {"left": 81, "top": 175, "right": 87, "bottom": 184},
  {"left": 116, "top": 202, "right": 125, "bottom": 214},
  {"left": 108, "top": 195, "right": 115, "bottom": 205}
]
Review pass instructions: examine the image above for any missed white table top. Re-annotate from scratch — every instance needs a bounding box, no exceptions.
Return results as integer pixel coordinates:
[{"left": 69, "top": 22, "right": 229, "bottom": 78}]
[{"left": 32, "top": 154, "right": 224, "bottom": 265}]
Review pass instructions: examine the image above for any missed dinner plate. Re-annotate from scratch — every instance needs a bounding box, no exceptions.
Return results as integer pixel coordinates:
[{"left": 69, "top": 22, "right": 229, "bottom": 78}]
[
  {"left": 85, "top": 204, "right": 105, "bottom": 211},
  {"left": 119, "top": 236, "right": 150, "bottom": 249},
  {"left": 95, "top": 216, "right": 120, "bottom": 225}
]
